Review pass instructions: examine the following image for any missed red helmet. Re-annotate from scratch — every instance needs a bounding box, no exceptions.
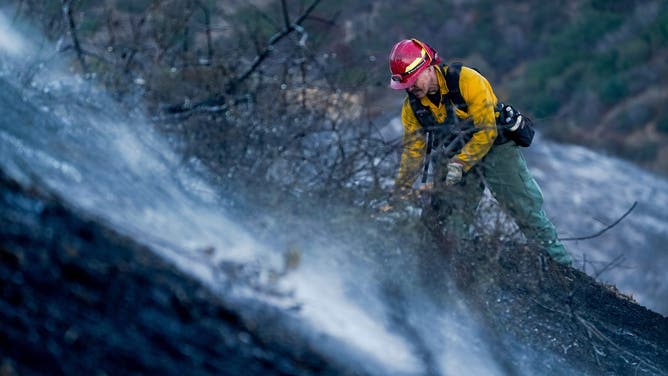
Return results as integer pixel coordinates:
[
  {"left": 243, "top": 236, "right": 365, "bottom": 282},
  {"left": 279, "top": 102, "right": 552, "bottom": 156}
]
[{"left": 389, "top": 38, "right": 441, "bottom": 90}]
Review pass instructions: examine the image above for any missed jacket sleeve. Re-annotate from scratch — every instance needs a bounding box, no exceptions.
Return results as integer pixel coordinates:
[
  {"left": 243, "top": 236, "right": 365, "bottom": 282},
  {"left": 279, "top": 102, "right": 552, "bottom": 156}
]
[
  {"left": 396, "top": 98, "right": 426, "bottom": 189},
  {"left": 451, "top": 67, "right": 498, "bottom": 172}
]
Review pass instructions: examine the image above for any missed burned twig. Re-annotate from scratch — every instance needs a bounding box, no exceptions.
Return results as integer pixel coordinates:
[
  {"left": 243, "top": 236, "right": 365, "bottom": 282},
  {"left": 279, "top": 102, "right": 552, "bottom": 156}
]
[
  {"left": 61, "top": 0, "right": 88, "bottom": 74},
  {"left": 593, "top": 253, "right": 626, "bottom": 279},
  {"left": 575, "top": 314, "right": 662, "bottom": 374},
  {"left": 560, "top": 201, "right": 637, "bottom": 242},
  {"left": 195, "top": 0, "right": 214, "bottom": 63},
  {"left": 164, "top": 0, "right": 324, "bottom": 114},
  {"left": 231, "top": 0, "right": 322, "bottom": 89}
]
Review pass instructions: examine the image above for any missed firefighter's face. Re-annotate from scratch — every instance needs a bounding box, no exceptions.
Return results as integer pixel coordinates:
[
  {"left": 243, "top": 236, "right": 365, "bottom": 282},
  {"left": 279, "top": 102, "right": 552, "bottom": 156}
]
[{"left": 408, "top": 66, "right": 438, "bottom": 98}]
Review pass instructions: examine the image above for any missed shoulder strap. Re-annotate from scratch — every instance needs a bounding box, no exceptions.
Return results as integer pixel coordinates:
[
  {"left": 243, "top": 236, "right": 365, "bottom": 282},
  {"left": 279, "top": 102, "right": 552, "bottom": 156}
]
[
  {"left": 406, "top": 92, "right": 436, "bottom": 183},
  {"left": 443, "top": 62, "right": 468, "bottom": 113},
  {"left": 407, "top": 92, "right": 436, "bottom": 130}
]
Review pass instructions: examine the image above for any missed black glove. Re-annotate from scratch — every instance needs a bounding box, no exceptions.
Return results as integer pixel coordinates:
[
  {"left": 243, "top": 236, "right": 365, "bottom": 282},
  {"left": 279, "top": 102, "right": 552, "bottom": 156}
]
[
  {"left": 501, "top": 104, "right": 534, "bottom": 147},
  {"left": 498, "top": 103, "right": 521, "bottom": 127}
]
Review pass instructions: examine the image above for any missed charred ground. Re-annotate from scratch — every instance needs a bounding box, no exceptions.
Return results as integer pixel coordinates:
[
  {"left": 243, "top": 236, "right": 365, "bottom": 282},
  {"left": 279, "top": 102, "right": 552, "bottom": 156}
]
[
  {"left": 438, "top": 236, "right": 668, "bottom": 375},
  {"left": 0, "top": 169, "right": 356, "bottom": 376},
  {"left": 1, "top": 168, "right": 667, "bottom": 375}
]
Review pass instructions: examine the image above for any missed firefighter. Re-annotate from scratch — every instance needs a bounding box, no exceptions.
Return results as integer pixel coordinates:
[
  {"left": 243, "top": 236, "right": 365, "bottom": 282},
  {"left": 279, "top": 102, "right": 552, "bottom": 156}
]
[{"left": 387, "top": 38, "right": 572, "bottom": 265}]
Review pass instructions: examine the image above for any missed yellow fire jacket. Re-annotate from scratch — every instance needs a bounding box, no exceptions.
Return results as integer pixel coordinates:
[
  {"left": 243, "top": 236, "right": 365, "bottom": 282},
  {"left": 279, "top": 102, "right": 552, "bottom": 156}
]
[{"left": 396, "top": 65, "right": 499, "bottom": 189}]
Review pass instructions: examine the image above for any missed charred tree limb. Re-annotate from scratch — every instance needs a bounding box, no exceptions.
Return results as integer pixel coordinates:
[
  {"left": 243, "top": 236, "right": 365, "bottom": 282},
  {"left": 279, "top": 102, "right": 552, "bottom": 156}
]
[
  {"left": 575, "top": 314, "right": 663, "bottom": 375},
  {"left": 195, "top": 0, "right": 214, "bottom": 63},
  {"left": 164, "top": 0, "right": 323, "bottom": 114},
  {"left": 234, "top": 0, "right": 321, "bottom": 87},
  {"left": 592, "top": 253, "right": 626, "bottom": 279},
  {"left": 281, "top": 0, "right": 291, "bottom": 29},
  {"left": 560, "top": 201, "right": 637, "bottom": 242},
  {"left": 61, "top": 0, "right": 88, "bottom": 74}
]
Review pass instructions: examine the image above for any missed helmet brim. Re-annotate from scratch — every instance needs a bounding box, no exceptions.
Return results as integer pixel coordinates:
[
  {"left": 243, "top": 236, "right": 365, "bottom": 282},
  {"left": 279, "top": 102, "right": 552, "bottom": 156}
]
[{"left": 389, "top": 64, "right": 426, "bottom": 90}]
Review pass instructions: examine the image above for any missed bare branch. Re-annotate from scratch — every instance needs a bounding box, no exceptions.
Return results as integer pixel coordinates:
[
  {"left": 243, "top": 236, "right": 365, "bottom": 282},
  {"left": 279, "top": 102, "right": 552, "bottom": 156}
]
[
  {"left": 560, "top": 201, "right": 637, "bottom": 242},
  {"left": 195, "top": 0, "right": 214, "bottom": 63},
  {"left": 165, "top": 0, "right": 324, "bottom": 114},
  {"left": 593, "top": 253, "right": 626, "bottom": 279},
  {"left": 576, "top": 314, "right": 662, "bottom": 374},
  {"left": 281, "top": 0, "right": 290, "bottom": 29},
  {"left": 61, "top": 0, "right": 88, "bottom": 74},
  {"left": 233, "top": 0, "right": 322, "bottom": 88}
]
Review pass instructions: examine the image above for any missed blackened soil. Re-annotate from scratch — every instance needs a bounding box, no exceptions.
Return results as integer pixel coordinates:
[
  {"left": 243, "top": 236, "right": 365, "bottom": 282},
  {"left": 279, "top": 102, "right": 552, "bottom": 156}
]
[
  {"left": 2, "top": 166, "right": 667, "bottom": 376},
  {"left": 431, "top": 234, "right": 668, "bottom": 375},
  {"left": 0, "top": 170, "right": 356, "bottom": 376}
]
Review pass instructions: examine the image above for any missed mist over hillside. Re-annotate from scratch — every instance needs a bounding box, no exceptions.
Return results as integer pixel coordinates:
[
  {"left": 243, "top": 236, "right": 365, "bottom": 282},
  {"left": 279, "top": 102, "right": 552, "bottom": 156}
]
[
  {"left": 4, "top": 0, "right": 667, "bottom": 174},
  {"left": 1, "top": 3, "right": 667, "bottom": 375}
]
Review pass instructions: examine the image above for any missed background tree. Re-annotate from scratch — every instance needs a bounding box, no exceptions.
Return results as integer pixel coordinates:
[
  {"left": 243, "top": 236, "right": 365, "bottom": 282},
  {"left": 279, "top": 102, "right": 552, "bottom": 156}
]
[{"left": 6, "top": 0, "right": 668, "bottom": 200}]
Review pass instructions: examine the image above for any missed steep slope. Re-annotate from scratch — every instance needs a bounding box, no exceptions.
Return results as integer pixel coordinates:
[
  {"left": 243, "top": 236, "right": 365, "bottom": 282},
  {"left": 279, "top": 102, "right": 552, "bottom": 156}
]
[
  {"left": 2, "top": 167, "right": 667, "bottom": 375},
  {"left": 0, "top": 169, "right": 356, "bottom": 376},
  {"left": 2, "top": 6, "right": 667, "bottom": 374},
  {"left": 441, "top": 236, "right": 668, "bottom": 375}
]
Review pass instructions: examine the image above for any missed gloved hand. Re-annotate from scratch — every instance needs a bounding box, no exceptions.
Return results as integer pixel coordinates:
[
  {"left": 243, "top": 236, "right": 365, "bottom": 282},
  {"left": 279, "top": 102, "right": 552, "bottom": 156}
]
[
  {"left": 500, "top": 104, "right": 520, "bottom": 126},
  {"left": 508, "top": 114, "right": 523, "bottom": 132},
  {"left": 445, "top": 162, "right": 464, "bottom": 186}
]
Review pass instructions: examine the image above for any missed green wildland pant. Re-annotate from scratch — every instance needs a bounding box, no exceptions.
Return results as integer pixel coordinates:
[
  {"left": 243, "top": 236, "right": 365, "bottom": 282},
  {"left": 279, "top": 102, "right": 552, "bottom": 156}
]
[{"left": 426, "top": 141, "right": 572, "bottom": 266}]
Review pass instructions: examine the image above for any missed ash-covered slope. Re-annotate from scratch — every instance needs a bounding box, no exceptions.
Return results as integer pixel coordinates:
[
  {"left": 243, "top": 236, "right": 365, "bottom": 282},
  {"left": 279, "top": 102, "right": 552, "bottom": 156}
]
[
  {"left": 435, "top": 236, "right": 668, "bottom": 376},
  {"left": 2, "top": 169, "right": 667, "bottom": 376},
  {"left": 1, "top": 15, "right": 667, "bottom": 375},
  {"left": 0, "top": 169, "right": 356, "bottom": 376}
]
